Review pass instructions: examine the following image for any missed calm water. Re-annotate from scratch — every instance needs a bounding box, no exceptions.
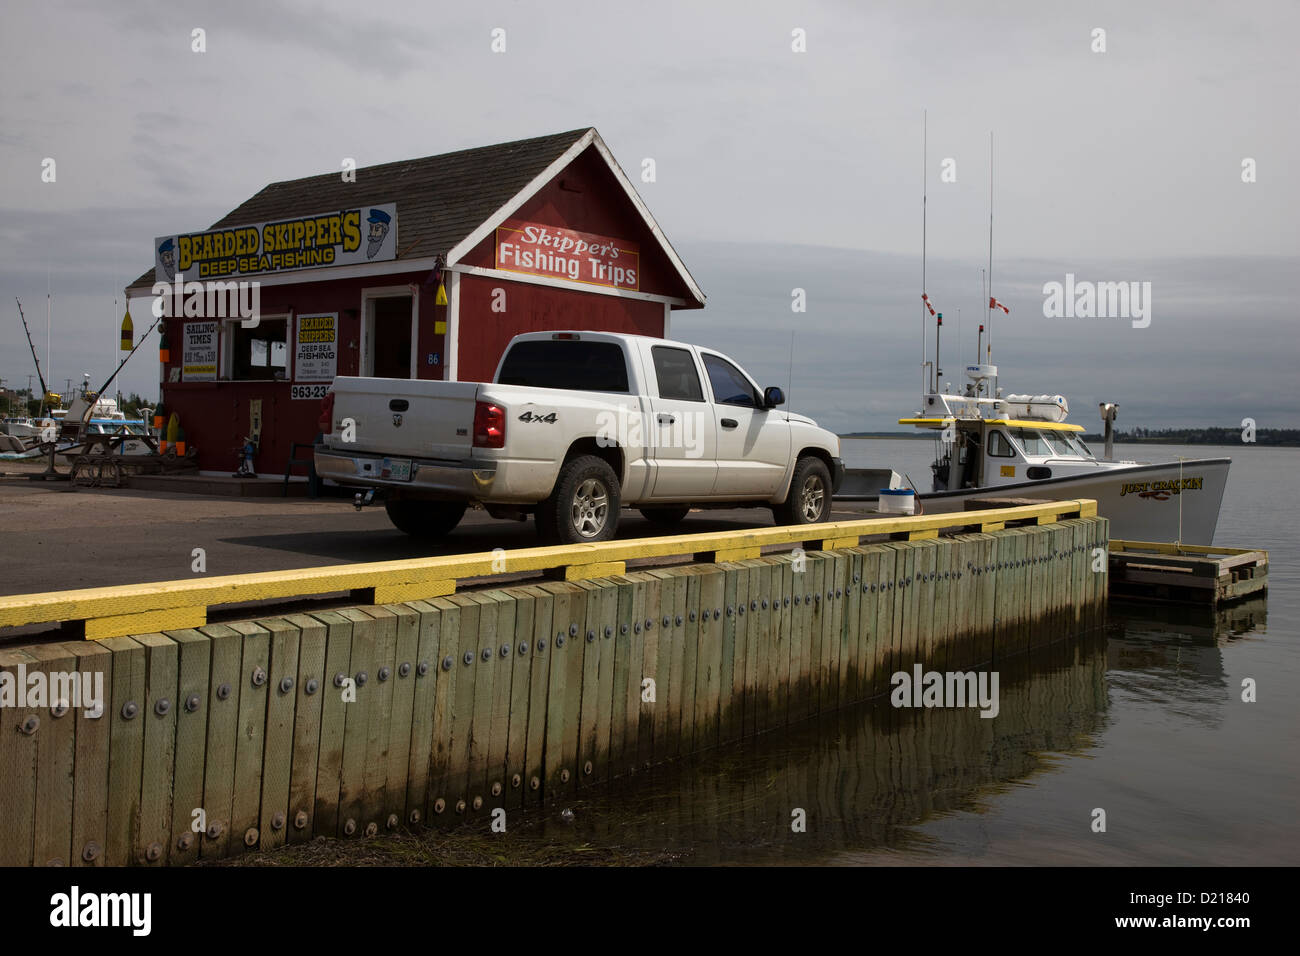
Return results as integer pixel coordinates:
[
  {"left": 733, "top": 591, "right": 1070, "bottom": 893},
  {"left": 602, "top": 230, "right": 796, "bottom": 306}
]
[{"left": 520, "top": 439, "right": 1299, "bottom": 865}]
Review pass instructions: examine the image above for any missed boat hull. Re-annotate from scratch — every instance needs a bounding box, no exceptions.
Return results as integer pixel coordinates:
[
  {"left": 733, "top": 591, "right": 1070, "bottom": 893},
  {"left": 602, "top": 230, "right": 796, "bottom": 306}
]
[{"left": 837, "top": 457, "right": 1230, "bottom": 545}]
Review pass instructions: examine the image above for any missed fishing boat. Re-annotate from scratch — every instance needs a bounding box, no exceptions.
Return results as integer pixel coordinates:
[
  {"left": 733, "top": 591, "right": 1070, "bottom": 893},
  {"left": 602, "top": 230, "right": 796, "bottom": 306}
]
[
  {"left": 835, "top": 118, "right": 1230, "bottom": 546},
  {"left": 886, "top": 365, "right": 1230, "bottom": 545},
  {"left": 0, "top": 418, "right": 40, "bottom": 440},
  {"left": 55, "top": 419, "right": 154, "bottom": 460}
]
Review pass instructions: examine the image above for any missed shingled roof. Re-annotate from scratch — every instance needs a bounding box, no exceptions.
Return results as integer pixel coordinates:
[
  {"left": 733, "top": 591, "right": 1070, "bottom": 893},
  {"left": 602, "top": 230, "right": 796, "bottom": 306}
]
[{"left": 129, "top": 128, "right": 592, "bottom": 290}]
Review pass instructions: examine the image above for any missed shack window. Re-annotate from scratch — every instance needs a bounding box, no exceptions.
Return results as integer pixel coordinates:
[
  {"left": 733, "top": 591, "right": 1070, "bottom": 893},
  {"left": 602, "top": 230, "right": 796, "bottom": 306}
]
[
  {"left": 230, "top": 319, "right": 289, "bottom": 381},
  {"left": 651, "top": 346, "right": 705, "bottom": 402}
]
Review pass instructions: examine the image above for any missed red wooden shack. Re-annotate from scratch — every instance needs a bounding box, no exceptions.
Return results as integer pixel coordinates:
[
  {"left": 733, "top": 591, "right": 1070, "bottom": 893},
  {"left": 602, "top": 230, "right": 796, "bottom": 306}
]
[{"left": 125, "top": 128, "right": 705, "bottom": 475}]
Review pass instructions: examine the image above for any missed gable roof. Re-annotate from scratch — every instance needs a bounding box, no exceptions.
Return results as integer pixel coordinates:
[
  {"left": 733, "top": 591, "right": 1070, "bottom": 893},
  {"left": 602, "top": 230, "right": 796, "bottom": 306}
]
[
  {"left": 129, "top": 128, "right": 593, "bottom": 290},
  {"left": 446, "top": 128, "right": 704, "bottom": 306},
  {"left": 129, "top": 128, "right": 706, "bottom": 306}
]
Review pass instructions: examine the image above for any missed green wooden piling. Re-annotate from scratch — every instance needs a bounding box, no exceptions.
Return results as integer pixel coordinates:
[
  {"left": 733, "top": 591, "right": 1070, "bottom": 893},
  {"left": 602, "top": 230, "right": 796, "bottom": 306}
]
[
  {"left": 228, "top": 621, "right": 270, "bottom": 853},
  {"left": 283, "top": 613, "right": 327, "bottom": 843},
  {"left": 103, "top": 636, "right": 145, "bottom": 865},
  {"left": 195, "top": 625, "right": 239, "bottom": 858},
  {"left": 308, "top": 611, "right": 352, "bottom": 837},
  {"left": 164, "top": 629, "right": 211, "bottom": 863},
  {"left": 67, "top": 641, "right": 112, "bottom": 867},
  {"left": 500, "top": 588, "right": 535, "bottom": 808},
  {"left": 257, "top": 619, "right": 301, "bottom": 853},
  {"left": 27, "top": 642, "right": 77, "bottom": 867},
  {"left": 382, "top": 604, "right": 420, "bottom": 827}
]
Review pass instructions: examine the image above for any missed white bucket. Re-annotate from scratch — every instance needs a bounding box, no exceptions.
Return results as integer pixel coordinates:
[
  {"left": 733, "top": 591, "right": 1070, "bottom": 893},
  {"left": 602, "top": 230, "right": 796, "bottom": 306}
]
[{"left": 877, "top": 488, "right": 916, "bottom": 515}]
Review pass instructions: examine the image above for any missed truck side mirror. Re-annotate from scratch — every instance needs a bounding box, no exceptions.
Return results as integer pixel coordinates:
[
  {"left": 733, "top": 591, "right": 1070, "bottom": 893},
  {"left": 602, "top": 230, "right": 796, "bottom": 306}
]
[{"left": 763, "top": 386, "right": 785, "bottom": 408}]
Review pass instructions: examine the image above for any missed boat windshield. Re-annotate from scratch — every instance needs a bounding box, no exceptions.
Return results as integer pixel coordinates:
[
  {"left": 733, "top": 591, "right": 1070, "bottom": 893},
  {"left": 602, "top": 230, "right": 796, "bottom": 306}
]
[
  {"left": 1010, "top": 428, "right": 1056, "bottom": 456},
  {"left": 1010, "top": 428, "right": 1095, "bottom": 458},
  {"left": 1057, "top": 432, "right": 1096, "bottom": 459}
]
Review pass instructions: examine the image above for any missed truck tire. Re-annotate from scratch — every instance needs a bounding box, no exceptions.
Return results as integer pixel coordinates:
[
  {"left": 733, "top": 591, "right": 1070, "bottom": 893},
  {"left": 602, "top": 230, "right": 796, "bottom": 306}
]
[
  {"left": 536, "top": 455, "right": 621, "bottom": 544},
  {"left": 773, "top": 456, "right": 832, "bottom": 526},
  {"left": 639, "top": 506, "right": 691, "bottom": 529},
  {"left": 385, "top": 499, "right": 467, "bottom": 540}
]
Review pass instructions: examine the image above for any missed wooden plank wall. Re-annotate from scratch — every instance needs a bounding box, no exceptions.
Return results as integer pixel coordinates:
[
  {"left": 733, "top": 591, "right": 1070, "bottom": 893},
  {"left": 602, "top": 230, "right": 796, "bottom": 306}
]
[{"left": 0, "top": 517, "right": 1107, "bottom": 866}]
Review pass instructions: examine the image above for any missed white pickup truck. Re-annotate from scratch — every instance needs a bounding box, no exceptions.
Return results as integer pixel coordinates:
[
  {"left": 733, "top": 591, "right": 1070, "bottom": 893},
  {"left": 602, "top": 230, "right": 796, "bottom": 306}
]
[{"left": 314, "top": 331, "right": 844, "bottom": 543}]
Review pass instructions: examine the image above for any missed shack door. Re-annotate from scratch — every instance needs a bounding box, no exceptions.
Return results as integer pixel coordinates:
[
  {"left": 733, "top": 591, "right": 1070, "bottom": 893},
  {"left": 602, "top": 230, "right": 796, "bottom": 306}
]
[{"left": 365, "top": 293, "right": 414, "bottom": 378}]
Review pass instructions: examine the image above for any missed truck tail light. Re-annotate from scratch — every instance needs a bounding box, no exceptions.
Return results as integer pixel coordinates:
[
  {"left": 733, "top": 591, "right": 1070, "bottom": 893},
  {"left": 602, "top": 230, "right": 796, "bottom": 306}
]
[
  {"left": 317, "top": 391, "right": 335, "bottom": 434},
  {"left": 473, "top": 401, "right": 506, "bottom": 448}
]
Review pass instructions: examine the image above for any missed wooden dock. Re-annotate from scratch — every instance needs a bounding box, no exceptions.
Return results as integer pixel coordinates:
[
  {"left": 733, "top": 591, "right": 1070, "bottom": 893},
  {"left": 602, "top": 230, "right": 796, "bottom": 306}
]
[
  {"left": 0, "top": 506, "right": 1108, "bottom": 866},
  {"left": 1107, "top": 539, "right": 1268, "bottom": 606}
]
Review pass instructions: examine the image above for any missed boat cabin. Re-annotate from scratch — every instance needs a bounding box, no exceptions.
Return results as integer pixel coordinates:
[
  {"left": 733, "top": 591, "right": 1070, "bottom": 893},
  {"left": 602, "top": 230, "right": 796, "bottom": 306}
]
[
  {"left": 900, "top": 386, "right": 1107, "bottom": 492},
  {"left": 907, "top": 416, "right": 1097, "bottom": 492}
]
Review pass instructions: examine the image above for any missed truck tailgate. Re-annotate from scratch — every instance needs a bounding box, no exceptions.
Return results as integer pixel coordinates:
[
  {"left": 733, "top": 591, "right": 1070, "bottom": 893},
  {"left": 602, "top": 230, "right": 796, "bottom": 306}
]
[{"left": 326, "top": 376, "right": 481, "bottom": 458}]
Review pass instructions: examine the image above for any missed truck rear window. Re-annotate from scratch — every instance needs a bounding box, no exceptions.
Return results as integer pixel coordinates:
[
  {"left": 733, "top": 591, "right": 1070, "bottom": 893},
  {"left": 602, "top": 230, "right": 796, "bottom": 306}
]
[{"left": 497, "top": 340, "right": 630, "bottom": 393}]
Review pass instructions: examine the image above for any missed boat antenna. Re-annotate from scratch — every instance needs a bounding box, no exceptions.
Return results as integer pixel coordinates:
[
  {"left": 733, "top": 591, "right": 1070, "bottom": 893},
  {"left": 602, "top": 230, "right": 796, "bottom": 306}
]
[
  {"left": 921, "top": 110, "right": 929, "bottom": 394},
  {"left": 15, "top": 297, "right": 50, "bottom": 404},
  {"left": 787, "top": 328, "right": 795, "bottom": 408},
  {"left": 112, "top": 285, "right": 117, "bottom": 406},
  {"left": 46, "top": 271, "right": 53, "bottom": 413},
  {"left": 986, "top": 132, "right": 994, "bottom": 370},
  {"left": 1177, "top": 457, "right": 1184, "bottom": 547},
  {"left": 935, "top": 312, "right": 942, "bottom": 389}
]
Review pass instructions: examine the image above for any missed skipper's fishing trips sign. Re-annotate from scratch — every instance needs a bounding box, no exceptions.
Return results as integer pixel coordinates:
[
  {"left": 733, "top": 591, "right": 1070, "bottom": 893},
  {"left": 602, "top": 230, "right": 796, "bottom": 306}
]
[
  {"left": 154, "top": 203, "right": 398, "bottom": 282},
  {"left": 495, "top": 220, "right": 639, "bottom": 291}
]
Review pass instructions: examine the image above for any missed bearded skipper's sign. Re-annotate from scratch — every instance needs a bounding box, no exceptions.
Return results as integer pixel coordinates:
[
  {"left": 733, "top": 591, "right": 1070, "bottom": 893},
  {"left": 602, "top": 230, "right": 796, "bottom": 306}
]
[
  {"left": 495, "top": 220, "right": 639, "bottom": 291},
  {"left": 155, "top": 203, "right": 398, "bottom": 282},
  {"left": 294, "top": 312, "right": 338, "bottom": 382}
]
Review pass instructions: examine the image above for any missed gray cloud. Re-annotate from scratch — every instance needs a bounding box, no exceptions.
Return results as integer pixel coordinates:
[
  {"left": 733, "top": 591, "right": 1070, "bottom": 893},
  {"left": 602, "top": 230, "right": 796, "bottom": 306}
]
[{"left": 1, "top": 0, "right": 1296, "bottom": 421}]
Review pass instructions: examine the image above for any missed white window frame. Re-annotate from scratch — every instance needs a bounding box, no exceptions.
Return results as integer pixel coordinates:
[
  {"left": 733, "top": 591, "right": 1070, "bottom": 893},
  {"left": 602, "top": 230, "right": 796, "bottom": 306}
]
[{"left": 219, "top": 312, "right": 292, "bottom": 382}]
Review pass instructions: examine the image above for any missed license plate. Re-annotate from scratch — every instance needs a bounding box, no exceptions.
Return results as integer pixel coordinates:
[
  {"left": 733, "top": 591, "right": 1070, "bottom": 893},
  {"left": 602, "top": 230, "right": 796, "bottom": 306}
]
[{"left": 381, "top": 457, "right": 412, "bottom": 481}]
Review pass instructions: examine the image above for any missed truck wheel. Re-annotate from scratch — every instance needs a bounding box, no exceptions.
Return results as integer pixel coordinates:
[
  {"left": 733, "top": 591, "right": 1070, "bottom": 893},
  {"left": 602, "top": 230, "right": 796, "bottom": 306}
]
[
  {"left": 773, "top": 457, "right": 832, "bottom": 526},
  {"left": 639, "top": 506, "right": 691, "bottom": 529},
  {"left": 537, "top": 455, "right": 621, "bottom": 544},
  {"left": 384, "top": 499, "right": 467, "bottom": 540}
]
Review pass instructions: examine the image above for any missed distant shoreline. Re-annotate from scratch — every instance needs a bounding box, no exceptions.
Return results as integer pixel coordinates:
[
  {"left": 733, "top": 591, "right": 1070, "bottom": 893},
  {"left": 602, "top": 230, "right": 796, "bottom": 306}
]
[{"left": 839, "top": 431, "right": 1299, "bottom": 448}]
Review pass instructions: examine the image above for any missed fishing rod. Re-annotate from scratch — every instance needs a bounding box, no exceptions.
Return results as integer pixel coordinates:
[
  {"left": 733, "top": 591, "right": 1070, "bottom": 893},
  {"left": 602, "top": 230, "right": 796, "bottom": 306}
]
[
  {"left": 83, "top": 304, "right": 164, "bottom": 423},
  {"left": 15, "top": 297, "right": 50, "bottom": 402}
]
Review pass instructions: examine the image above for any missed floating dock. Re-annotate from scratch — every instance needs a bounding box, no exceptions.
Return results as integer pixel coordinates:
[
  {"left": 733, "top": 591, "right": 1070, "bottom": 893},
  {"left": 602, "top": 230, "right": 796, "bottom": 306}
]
[{"left": 1107, "top": 539, "right": 1268, "bottom": 606}]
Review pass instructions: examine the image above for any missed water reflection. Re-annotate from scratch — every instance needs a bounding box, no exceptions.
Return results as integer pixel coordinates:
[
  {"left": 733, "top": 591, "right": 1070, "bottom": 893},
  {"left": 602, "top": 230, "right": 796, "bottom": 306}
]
[
  {"left": 468, "top": 592, "right": 1273, "bottom": 865},
  {"left": 1104, "top": 596, "right": 1267, "bottom": 728},
  {"left": 526, "top": 629, "right": 1113, "bottom": 863}
]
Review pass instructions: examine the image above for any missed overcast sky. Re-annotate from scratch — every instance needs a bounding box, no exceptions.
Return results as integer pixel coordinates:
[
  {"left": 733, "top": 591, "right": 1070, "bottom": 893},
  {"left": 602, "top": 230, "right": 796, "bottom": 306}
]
[{"left": 2, "top": 0, "right": 1296, "bottom": 431}]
